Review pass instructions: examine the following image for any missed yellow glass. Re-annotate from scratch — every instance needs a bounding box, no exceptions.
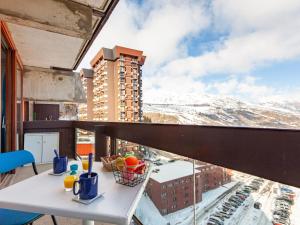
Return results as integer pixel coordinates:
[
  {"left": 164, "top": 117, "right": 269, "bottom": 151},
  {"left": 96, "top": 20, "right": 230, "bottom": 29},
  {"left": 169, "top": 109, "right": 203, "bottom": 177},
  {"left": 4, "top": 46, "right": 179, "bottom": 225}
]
[
  {"left": 82, "top": 160, "right": 89, "bottom": 171},
  {"left": 64, "top": 175, "right": 78, "bottom": 191}
]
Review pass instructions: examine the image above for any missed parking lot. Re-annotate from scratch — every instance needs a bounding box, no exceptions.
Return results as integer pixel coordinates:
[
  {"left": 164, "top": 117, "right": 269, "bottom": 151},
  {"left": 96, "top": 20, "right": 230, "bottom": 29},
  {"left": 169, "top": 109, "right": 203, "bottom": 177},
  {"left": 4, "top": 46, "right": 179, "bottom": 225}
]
[{"left": 204, "top": 177, "right": 266, "bottom": 225}]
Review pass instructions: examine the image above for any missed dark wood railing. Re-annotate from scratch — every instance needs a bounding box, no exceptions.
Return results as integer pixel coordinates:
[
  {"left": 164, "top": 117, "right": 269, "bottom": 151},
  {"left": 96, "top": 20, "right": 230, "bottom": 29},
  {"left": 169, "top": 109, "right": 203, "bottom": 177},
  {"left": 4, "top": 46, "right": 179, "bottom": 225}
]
[{"left": 24, "top": 120, "right": 300, "bottom": 188}]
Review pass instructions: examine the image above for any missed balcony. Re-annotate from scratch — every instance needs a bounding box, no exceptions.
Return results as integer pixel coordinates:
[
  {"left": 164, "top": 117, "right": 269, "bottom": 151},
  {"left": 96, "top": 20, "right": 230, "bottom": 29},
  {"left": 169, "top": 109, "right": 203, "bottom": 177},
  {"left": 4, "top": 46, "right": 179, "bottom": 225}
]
[
  {"left": 15, "top": 120, "right": 300, "bottom": 224},
  {"left": 0, "top": 1, "right": 299, "bottom": 224},
  {"left": 19, "top": 120, "right": 300, "bottom": 187}
]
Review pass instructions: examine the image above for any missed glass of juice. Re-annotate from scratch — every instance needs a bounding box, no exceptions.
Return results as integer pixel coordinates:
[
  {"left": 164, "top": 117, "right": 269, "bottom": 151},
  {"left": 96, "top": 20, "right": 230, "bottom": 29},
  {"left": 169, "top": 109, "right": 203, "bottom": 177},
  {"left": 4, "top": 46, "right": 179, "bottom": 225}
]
[
  {"left": 81, "top": 155, "right": 93, "bottom": 171},
  {"left": 82, "top": 159, "right": 89, "bottom": 171},
  {"left": 64, "top": 175, "right": 78, "bottom": 191}
]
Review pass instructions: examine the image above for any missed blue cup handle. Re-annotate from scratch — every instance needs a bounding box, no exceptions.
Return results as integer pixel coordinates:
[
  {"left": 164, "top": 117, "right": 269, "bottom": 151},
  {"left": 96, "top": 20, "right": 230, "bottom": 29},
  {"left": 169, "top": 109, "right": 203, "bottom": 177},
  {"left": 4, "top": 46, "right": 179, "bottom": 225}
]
[{"left": 73, "top": 180, "right": 81, "bottom": 196}]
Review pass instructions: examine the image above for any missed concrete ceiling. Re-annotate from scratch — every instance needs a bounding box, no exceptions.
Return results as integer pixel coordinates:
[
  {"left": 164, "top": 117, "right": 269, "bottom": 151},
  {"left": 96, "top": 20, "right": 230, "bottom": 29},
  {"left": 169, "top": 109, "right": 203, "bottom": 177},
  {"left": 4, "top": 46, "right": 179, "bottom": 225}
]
[
  {"left": 8, "top": 23, "right": 85, "bottom": 69},
  {"left": 71, "top": 0, "right": 111, "bottom": 11},
  {"left": 0, "top": 0, "right": 118, "bottom": 70}
]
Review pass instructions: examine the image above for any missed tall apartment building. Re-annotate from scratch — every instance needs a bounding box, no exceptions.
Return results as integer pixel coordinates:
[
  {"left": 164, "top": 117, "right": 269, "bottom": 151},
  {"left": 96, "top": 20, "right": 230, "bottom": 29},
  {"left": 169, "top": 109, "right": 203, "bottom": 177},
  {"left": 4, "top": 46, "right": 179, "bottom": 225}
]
[{"left": 90, "top": 46, "right": 146, "bottom": 122}]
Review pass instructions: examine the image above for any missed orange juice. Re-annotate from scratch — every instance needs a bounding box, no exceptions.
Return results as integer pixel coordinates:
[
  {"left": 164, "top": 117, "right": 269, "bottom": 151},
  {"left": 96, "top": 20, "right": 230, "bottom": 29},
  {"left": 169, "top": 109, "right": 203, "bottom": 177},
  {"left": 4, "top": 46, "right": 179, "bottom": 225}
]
[
  {"left": 82, "top": 160, "right": 89, "bottom": 171},
  {"left": 64, "top": 175, "right": 78, "bottom": 191}
]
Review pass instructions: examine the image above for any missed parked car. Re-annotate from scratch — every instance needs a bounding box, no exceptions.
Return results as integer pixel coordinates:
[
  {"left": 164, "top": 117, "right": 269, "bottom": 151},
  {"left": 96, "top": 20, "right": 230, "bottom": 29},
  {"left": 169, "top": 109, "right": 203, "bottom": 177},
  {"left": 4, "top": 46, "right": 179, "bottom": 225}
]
[
  {"left": 208, "top": 217, "right": 224, "bottom": 225},
  {"left": 221, "top": 205, "right": 235, "bottom": 212},
  {"left": 273, "top": 210, "right": 289, "bottom": 218},
  {"left": 277, "top": 196, "right": 294, "bottom": 205},
  {"left": 223, "top": 202, "right": 237, "bottom": 208},
  {"left": 217, "top": 211, "right": 231, "bottom": 218},
  {"left": 236, "top": 190, "right": 249, "bottom": 197},
  {"left": 211, "top": 214, "right": 225, "bottom": 221},
  {"left": 228, "top": 199, "right": 241, "bottom": 206},
  {"left": 231, "top": 195, "right": 244, "bottom": 202},
  {"left": 242, "top": 188, "right": 252, "bottom": 193},
  {"left": 254, "top": 202, "right": 262, "bottom": 209},
  {"left": 236, "top": 194, "right": 247, "bottom": 200},
  {"left": 208, "top": 218, "right": 223, "bottom": 225}
]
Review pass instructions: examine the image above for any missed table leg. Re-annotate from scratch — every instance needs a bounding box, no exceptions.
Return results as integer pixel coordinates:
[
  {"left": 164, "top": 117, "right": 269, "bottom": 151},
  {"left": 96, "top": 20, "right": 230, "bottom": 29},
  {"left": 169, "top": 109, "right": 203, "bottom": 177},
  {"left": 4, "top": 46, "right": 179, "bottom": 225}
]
[{"left": 82, "top": 219, "right": 94, "bottom": 225}]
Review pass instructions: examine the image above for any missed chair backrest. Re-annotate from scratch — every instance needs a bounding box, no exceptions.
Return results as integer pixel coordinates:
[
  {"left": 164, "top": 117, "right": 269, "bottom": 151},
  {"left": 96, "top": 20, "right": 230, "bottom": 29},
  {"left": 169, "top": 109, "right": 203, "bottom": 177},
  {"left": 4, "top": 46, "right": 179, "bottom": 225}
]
[{"left": 0, "top": 150, "right": 35, "bottom": 174}]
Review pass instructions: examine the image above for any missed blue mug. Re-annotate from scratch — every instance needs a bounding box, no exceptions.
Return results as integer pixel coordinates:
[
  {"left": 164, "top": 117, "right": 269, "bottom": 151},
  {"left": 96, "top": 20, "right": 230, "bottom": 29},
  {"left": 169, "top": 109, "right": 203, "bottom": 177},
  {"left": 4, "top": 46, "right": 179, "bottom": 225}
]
[
  {"left": 53, "top": 156, "right": 68, "bottom": 174},
  {"left": 73, "top": 172, "right": 98, "bottom": 200}
]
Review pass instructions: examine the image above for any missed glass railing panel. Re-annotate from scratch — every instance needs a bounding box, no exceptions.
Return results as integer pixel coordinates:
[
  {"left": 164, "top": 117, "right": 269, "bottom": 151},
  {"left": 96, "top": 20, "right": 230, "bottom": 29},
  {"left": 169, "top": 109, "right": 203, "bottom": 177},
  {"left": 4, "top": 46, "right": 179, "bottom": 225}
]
[
  {"left": 130, "top": 147, "right": 196, "bottom": 225},
  {"left": 75, "top": 128, "right": 95, "bottom": 157},
  {"left": 131, "top": 146, "right": 299, "bottom": 225}
]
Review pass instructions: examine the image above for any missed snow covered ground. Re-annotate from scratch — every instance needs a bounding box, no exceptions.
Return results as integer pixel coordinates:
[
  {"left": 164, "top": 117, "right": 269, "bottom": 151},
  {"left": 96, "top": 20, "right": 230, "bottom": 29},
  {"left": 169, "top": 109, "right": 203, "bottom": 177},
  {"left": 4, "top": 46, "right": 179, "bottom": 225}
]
[
  {"left": 135, "top": 167, "right": 300, "bottom": 225},
  {"left": 136, "top": 150, "right": 300, "bottom": 225},
  {"left": 225, "top": 181, "right": 274, "bottom": 225},
  {"left": 135, "top": 181, "right": 239, "bottom": 225}
]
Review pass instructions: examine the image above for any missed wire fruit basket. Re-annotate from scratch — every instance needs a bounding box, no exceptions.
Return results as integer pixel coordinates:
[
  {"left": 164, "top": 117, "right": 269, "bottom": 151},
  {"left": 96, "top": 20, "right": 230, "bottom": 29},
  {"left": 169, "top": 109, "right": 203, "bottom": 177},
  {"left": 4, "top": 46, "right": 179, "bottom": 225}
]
[{"left": 111, "top": 162, "right": 149, "bottom": 187}]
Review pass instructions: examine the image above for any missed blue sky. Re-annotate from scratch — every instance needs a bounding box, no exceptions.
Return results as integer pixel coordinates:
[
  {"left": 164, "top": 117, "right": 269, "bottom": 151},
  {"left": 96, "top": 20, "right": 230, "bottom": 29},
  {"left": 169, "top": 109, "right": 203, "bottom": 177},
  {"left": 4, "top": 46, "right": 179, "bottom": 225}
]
[{"left": 79, "top": 0, "right": 300, "bottom": 104}]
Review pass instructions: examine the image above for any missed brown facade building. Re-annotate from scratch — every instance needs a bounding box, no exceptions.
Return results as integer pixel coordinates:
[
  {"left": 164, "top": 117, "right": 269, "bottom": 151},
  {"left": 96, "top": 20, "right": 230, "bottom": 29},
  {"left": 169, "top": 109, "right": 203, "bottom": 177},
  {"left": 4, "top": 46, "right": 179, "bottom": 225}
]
[
  {"left": 78, "top": 69, "right": 94, "bottom": 121},
  {"left": 89, "top": 46, "right": 146, "bottom": 122},
  {"left": 146, "top": 160, "right": 231, "bottom": 215}
]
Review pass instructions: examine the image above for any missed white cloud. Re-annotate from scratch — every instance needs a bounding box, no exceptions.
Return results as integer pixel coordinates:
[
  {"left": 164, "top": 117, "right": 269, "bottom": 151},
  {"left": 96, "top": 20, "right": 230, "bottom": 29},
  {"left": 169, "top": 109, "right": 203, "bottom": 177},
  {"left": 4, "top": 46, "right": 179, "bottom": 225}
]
[
  {"left": 212, "top": 0, "right": 300, "bottom": 34},
  {"left": 208, "top": 76, "right": 274, "bottom": 101},
  {"left": 79, "top": 0, "right": 300, "bottom": 104},
  {"left": 79, "top": 0, "right": 210, "bottom": 72}
]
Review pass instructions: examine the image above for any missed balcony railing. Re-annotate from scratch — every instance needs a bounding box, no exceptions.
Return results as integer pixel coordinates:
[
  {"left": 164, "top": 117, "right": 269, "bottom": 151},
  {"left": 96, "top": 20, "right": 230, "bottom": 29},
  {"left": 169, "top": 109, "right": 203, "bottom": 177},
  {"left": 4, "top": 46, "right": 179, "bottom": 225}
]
[{"left": 22, "top": 120, "right": 300, "bottom": 188}]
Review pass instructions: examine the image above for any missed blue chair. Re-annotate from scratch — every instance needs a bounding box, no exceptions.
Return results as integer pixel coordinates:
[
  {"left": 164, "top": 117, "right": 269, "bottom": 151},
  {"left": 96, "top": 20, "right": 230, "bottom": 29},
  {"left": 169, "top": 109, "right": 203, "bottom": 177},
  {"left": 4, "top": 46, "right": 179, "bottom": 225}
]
[{"left": 0, "top": 150, "right": 58, "bottom": 225}]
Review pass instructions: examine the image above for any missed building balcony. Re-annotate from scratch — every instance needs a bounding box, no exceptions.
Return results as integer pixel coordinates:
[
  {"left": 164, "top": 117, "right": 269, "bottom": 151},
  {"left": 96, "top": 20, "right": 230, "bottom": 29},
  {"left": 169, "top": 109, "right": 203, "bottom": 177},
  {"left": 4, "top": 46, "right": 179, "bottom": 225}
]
[
  {"left": 2, "top": 120, "right": 295, "bottom": 225},
  {"left": 1, "top": 1, "right": 299, "bottom": 224}
]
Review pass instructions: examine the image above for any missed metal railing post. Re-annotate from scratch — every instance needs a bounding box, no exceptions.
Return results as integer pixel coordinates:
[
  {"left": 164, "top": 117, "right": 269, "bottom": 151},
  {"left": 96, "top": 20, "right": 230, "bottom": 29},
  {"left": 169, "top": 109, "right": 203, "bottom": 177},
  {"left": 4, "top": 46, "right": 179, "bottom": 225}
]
[
  {"left": 110, "top": 137, "right": 117, "bottom": 155},
  {"left": 94, "top": 125, "right": 109, "bottom": 161}
]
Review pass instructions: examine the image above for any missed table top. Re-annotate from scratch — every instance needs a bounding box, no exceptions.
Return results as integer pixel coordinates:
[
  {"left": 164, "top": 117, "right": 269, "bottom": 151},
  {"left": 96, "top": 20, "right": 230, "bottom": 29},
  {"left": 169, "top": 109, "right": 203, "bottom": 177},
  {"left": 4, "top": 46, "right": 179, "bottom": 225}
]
[{"left": 0, "top": 161, "right": 151, "bottom": 225}]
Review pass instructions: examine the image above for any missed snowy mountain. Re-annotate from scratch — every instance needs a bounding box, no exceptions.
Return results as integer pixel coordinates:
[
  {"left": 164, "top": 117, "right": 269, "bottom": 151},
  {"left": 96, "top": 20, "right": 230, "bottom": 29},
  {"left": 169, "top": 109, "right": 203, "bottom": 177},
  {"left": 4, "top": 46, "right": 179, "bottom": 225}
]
[{"left": 143, "top": 95, "right": 300, "bottom": 128}]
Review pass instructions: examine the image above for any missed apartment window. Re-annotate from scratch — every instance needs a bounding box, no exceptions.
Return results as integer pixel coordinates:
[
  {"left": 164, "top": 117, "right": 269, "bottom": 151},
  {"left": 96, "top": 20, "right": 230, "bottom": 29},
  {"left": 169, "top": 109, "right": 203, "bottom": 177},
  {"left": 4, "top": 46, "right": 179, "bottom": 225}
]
[
  {"left": 162, "top": 209, "right": 167, "bottom": 214},
  {"left": 173, "top": 197, "right": 176, "bottom": 202},
  {"left": 162, "top": 185, "right": 166, "bottom": 189},
  {"left": 171, "top": 205, "right": 177, "bottom": 209},
  {"left": 184, "top": 193, "right": 189, "bottom": 198},
  {"left": 184, "top": 200, "right": 189, "bottom": 205},
  {"left": 167, "top": 183, "right": 173, "bottom": 188}
]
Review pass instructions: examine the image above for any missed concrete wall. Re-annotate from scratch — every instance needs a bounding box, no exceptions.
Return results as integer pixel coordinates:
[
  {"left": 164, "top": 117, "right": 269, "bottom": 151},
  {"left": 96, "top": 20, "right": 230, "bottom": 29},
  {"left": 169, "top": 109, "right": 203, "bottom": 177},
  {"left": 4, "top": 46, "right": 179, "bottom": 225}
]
[{"left": 23, "top": 66, "right": 86, "bottom": 103}]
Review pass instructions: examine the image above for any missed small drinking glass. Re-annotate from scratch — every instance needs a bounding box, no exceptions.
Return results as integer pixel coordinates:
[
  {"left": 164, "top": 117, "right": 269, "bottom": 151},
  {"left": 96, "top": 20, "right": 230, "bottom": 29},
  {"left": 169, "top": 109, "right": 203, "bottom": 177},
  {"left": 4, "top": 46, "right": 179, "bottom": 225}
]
[
  {"left": 82, "top": 160, "right": 89, "bottom": 171},
  {"left": 81, "top": 155, "right": 93, "bottom": 172},
  {"left": 64, "top": 175, "right": 78, "bottom": 191}
]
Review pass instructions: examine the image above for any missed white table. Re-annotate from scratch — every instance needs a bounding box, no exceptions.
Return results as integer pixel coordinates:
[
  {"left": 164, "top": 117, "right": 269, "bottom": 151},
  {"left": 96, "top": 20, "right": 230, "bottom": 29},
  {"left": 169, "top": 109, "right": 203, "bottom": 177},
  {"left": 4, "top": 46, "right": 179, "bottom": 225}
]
[{"left": 0, "top": 161, "right": 151, "bottom": 225}]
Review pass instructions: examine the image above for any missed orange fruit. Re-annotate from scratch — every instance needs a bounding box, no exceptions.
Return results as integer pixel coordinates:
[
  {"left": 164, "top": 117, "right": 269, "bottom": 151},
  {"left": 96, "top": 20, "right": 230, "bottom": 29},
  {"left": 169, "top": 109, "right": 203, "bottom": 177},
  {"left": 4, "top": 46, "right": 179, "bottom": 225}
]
[{"left": 125, "top": 156, "right": 138, "bottom": 171}]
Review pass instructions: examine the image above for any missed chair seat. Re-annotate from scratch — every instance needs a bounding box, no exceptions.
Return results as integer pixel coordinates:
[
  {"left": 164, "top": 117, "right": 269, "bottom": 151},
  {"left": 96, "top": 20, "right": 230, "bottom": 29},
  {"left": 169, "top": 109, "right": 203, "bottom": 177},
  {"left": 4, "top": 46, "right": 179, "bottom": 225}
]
[{"left": 0, "top": 208, "right": 42, "bottom": 225}]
